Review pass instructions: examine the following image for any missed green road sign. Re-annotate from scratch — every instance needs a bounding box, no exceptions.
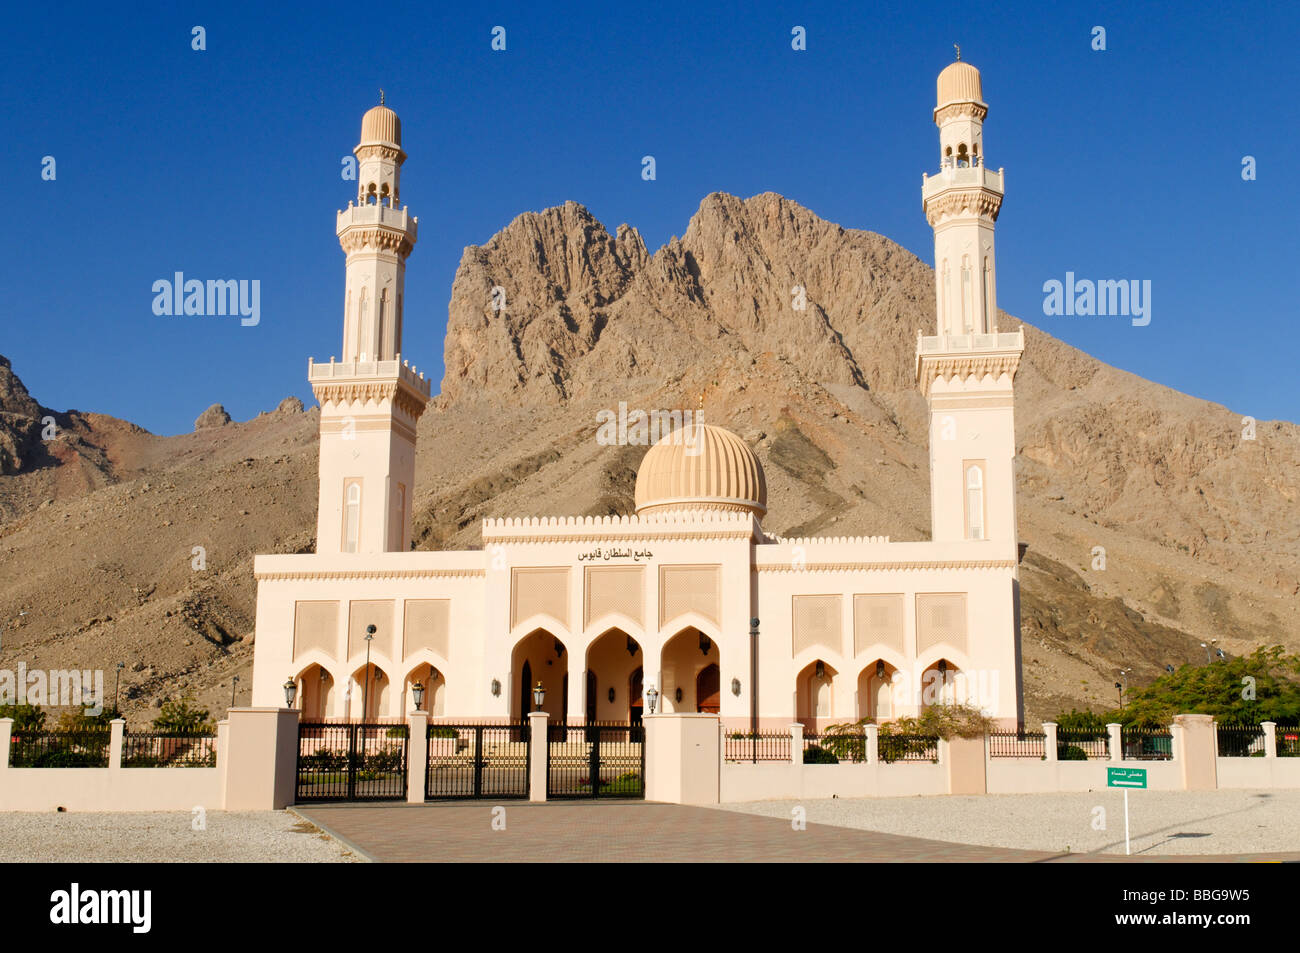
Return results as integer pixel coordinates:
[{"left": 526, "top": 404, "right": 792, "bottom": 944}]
[{"left": 1107, "top": 766, "right": 1147, "bottom": 789}]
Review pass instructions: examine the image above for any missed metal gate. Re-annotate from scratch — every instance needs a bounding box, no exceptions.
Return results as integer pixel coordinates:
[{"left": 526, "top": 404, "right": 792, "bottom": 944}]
[
  {"left": 426, "top": 724, "right": 531, "bottom": 799},
  {"left": 296, "top": 722, "right": 409, "bottom": 802},
  {"left": 547, "top": 724, "right": 644, "bottom": 799}
]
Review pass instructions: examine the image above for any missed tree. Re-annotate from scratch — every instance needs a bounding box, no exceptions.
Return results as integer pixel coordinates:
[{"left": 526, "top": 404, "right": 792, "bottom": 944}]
[
  {"left": 1120, "top": 647, "right": 1300, "bottom": 727},
  {"left": 152, "top": 696, "right": 216, "bottom": 734},
  {"left": 1053, "top": 647, "right": 1300, "bottom": 728},
  {"left": 0, "top": 704, "right": 46, "bottom": 732}
]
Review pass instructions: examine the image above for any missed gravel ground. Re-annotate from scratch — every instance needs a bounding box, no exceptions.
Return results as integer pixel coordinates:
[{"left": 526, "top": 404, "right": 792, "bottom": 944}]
[
  {"left": 0, "top": 810, "right": 361, "bottom": 863},
  {"left": 722, "top": 789, "right": 1300, "bottom": 856}
]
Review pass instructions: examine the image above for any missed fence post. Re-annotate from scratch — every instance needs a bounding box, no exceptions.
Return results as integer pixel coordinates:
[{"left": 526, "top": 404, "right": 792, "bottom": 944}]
[
  {"left": 1042, "top": 722, "right": 1058, "bottom": 762},
  {"left": 109, "top": 718, "right": 125, "bottom": 769},
  {"left": 528, "top": 711, "right": 548, "bottom": 802},
  {"left": 1106, "top": 723, "right": 1123, "bottom": 762},
  {"left": 1172, "top": 714, "right": 1217, "bottom": 791},
  {"left": 789, "top": 723, "right": 803, "bottom": 765},
  {"left": 0, "top": 717, "right": 11, "bottom": 772},
  {"left": 215, "top": 719, "right": 230, "bottom": 808},
  {"left": 406, "top": 710, "right": 428, "bottom": 804},
  {"left": 1169, "top": 722, "right": 1181, "bottom": 762},
  {"left": 865, "top": 723, "right": 879, "bottom": 764},
  {"left": 1262, "top": 721, "right": 1277, "bottom": 759}
]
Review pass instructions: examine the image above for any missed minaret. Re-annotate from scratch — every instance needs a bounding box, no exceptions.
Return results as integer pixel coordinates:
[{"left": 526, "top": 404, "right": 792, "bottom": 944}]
[
  {"left": 916, "top": 56, "right": 1024, "bottom": 545},
  {"left": 309, "top": 97, "right": 431, "bottom": 555}
]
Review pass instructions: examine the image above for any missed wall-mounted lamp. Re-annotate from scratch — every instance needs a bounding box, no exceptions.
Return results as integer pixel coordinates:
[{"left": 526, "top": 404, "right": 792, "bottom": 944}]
[
  {"left": 937, "top": 660, "right": 948, "bottom": 675},
  {"left": 876, "top": 660, "right": 886, "bottom": 680},
  {"left": 608, "top": 687, "right": 616, "bottom": 703},
  {"left": 731, "top": 678, "right": 741, "bottom": 697},
  {"left": 554, "top": 638, "right": 565, "bottom": 658},
  {"left": 815, "top": 660, "right": 825, "bottom": 680},
  {"left": 646, "top": 686, "right": 660, "bottom": 715},
  {"left": 626, "top": 635, "right": 637, "bottom": 657},
  {"left": 532, "top": 681, "right": 546, "bottom": 711},
  {"left": 412, "top": 680, "right": 425, "bottom": 711},
  {"left": 491, "top": 678, "right": 501, "bottom": 697},
  {"left": 675, "top": 687, "right": 683, "bottom": 704},
  {"left": 699, "top": 633, "right": 712, "bottom": 656},
  {"left": 283, "top": 677, "right": 297, "bottom": 708}
]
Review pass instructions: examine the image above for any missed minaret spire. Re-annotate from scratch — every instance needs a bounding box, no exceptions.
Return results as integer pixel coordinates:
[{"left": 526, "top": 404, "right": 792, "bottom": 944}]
[
  {"left": 916, "top": 58, "right": 1023, "bottom": 546},
  {"left": 308, "top": 101, "right": 430, "bottom": 556}
]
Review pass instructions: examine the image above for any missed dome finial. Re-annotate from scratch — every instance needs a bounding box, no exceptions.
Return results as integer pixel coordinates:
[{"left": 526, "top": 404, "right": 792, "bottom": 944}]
[
  {"left": 379, "top": 88, "right": 385, "bottom": 106},
  {"left": 954, "top": 43, "right": 960, "bottom": 61}
]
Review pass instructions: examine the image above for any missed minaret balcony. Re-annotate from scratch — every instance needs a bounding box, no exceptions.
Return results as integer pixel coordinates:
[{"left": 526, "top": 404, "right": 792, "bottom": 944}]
[
  {"left": 308, "top": 355, "right": 432, "bottom": 398},
  {"left": 921, "top": 164, "right": 1004, "bottom": 202},
  {"left": 917, "top": 328, "right": 1023, "bottom": 355},
  {"left": 914, "top": 328, "right": 1024, "bottom": 392},
  {"left": 336, "top": 202, "right": 418, "bottom": 239}
]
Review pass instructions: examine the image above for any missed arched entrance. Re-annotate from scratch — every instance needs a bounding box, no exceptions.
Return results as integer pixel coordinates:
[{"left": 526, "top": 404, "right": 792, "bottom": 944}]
[
  {"left": 857, "top": 660, "right": 898, "bottom": 722},
  {"left": 921, "top": 658, "right": 960, "bottom": 708},
  {"left": 660, "top": 627, "right": 720, "bottom": 714},
  {"left": 294, "top": 663, "right": 334, "bottom": 721},
  {"left": 584, "top": 628, "right": 643, "bottom": 723},
  {"left": 403, "top": 662, "right": 445, "bottom": 716},
  {"left": 348, "top": 662, "right": 390, "bottom": 720},
  {"left": 511, "top": 629, "right": 568, "bottom": 723},
  {"left": 796, "top": 659, "right": 837, "bottom": 730}
]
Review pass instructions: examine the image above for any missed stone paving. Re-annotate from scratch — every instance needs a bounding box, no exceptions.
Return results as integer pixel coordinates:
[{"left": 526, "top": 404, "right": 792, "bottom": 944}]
[{"left": 294, "top": 801, "right": 1300, "bottom": 863}]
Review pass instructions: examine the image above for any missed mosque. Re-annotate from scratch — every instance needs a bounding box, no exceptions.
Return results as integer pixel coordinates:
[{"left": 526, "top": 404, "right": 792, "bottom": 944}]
[{"left": 251, "top": 58, "right": 1027, "bottom": 730}]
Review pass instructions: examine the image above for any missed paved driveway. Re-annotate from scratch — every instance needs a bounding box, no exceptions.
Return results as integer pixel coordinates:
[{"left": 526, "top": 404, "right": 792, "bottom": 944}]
[{"left": 294, "top": 801, "right": 1300, "bottom": 863}]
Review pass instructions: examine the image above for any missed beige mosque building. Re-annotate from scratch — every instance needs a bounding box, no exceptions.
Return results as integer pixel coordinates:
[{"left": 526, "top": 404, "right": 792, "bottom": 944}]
[{"left": 251, "top": 59, "right": 1028, "bottom": 730}]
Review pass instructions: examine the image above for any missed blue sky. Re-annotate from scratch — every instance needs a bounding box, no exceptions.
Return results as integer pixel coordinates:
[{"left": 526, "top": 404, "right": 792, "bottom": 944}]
[{"left": 2, "top": 1, "right": 1295, "bottom": 435}]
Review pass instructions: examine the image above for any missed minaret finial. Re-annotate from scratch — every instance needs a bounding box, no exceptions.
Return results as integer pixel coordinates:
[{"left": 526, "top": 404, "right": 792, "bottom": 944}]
[
  {"left": 954, "top": 44, "right": 960, "bottom": 62},
  {"left": 379, "top": 88, "right": 385, "bottom": 106}
]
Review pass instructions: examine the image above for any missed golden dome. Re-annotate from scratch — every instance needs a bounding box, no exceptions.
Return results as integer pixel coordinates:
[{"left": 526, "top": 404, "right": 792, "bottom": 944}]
[
  {"left": 634, "top": 424, "right": 767, "bottom": 518},
  {"left": 360, "top": 104, "right": 401, "bottom": 146},
  {"left": 936, "top": 61, "right": 984, "bottom": 107}
]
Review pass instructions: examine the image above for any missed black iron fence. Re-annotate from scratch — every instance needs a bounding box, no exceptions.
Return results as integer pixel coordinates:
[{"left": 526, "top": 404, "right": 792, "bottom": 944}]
[
  {"left": 724, "top": 731, "right": 791, "bottom": 762},
  {"left": 878, "top": 733, "right": 940, "bottom": 763},
  {"left": 296, "top": 722, "right": 409, "bottom": 801},
  {"left": 805, "top": 729, "right": 868, "bottom": 763},
  {"left": 547, "top": 724, "right": 643, "bottom": 798},
  {"left": 1122, "top": 727, "right": 1174, "bottom": 761},
  {"left": 426, "top": 724, "right": 529, "bottom": 799},
  {"left": 8, "top": 730, "right": 112, "bottom": 767},
  {"left": 121, "top": 732, "right": 216, "bottom": 767},
  {"left": 989, "top": 730, "right": 1047, "bottom": 759},
  {"left": 1278, "top": 726, "right": 1300, "bottom": 758},
  {"left": 1056, "top": 730, "right": 1110, "bottom": 761},
  {"left": 1216, "top": 724, "right": 1266, "bottom": 758}
]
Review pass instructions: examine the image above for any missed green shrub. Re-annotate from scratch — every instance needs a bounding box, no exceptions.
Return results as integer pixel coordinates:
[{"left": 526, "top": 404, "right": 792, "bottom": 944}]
[
  {"left": 1058, "top": 744, "right": 1089, "bottom": 761},
  {"left": 152, "top": 696, "right": 215, "bottom": 735},
  {"left": 803, "top": 744, "right": 838, "bottom": 764}
]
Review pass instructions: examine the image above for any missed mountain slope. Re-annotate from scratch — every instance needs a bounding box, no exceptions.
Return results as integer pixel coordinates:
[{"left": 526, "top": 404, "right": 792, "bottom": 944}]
[{"left": 1, "top": 192, "right": 1296, "bottom": 724}]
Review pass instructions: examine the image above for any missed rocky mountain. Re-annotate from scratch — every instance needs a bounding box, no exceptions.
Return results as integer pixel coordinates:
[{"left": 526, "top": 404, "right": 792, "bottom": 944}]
[{"left": 1, "top": 192, "right": 1296, "bottom": 724}]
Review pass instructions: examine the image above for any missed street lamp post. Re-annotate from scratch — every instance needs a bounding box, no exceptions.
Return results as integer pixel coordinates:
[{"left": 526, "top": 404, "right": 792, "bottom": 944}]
[
  {"left": 749, "top": 617, "right": 760, "bottom": 763},
  {"left": 363, "top": 624, "right": 376, "bottom": 720},
  {"left": 113, "top": 661, "right": 124, "bottom": 715},
  {"left": 230, "top": 674, "right": 239, "bottom": 709}
]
